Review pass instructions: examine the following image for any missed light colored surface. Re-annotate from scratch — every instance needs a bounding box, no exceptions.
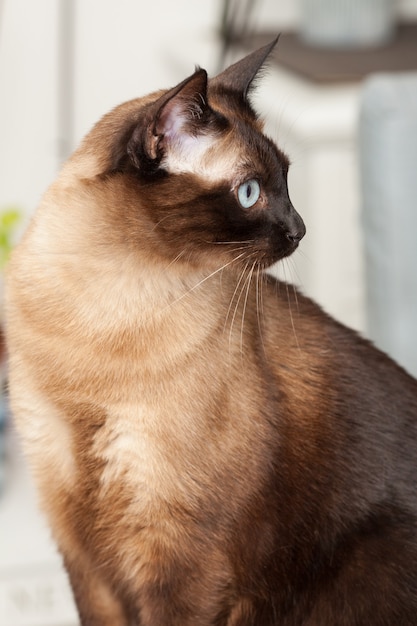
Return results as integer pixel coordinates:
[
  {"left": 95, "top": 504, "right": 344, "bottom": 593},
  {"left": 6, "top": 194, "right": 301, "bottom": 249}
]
[
  {"left": 0, "top": 429, "right": 78, "bottom": 625},
  {"left": 0, "top": 565, "right": 77, "bottom": 626},
  {"left": 256, "top": 67, "right": 364, "bottom": 330},
  {"left": 360, "top": 71, "right": 417, "bottom": 377},
  {"left": 0, "top": 0, "right": 59, "bottom": 229}
]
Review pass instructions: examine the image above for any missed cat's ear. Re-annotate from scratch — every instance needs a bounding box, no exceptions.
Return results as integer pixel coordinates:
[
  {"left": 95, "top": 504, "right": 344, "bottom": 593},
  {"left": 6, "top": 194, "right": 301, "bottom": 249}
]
[
  {"left": 211, "top": 37, "right": 278, "bottom": 100},
  {"left": 127, "top": 69, "right": 209, "bottom": 170}
]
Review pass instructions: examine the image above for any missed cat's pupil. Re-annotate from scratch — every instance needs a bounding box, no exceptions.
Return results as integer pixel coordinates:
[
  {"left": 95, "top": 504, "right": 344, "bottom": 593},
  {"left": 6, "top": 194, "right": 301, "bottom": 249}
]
[{"left": 238, "top": 179, "right": 260, "bottom": 209}]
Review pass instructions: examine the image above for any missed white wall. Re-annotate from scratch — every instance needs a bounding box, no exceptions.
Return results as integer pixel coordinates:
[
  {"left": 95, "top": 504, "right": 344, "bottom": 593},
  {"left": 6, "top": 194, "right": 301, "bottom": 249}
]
[
  {"left": 0, "top": 0, "right": 59, "bottom": 219},
  {"left": 73, "top": 0, "right": 223, "bottom": 146}
]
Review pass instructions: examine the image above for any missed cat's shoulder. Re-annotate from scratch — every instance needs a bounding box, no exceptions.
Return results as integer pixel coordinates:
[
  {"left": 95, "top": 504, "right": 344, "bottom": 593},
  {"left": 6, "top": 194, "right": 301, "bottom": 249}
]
[{"left": 262, "top": 273, "right": 417, "bottom": 399}]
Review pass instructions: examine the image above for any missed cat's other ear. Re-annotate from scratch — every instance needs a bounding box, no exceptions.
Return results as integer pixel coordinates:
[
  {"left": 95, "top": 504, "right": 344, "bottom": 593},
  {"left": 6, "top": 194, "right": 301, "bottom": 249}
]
[
  {"left": 126, "top": 68, "right": 209, "bottom": 171},
  {"left": 211, "top": 37, "right": 279, "bottom": 100}
]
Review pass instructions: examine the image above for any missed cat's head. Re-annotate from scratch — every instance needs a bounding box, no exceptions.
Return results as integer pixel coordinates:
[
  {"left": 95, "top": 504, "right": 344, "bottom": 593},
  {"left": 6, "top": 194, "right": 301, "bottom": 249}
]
[{"left": 85, "top": 40, "right": 305, "bottom": 272}]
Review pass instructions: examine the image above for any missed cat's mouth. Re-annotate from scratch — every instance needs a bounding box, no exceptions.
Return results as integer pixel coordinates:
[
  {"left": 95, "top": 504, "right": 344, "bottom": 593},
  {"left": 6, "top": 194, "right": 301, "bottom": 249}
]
[
  {"left": 208, "top": 219, "right": 305, "bottom": 273},
  {"left": 242, "top": 201, "right": 306, "bottom": 269},
  {"left": 246, "top": 216, "right": 306, "bottom": 269}
]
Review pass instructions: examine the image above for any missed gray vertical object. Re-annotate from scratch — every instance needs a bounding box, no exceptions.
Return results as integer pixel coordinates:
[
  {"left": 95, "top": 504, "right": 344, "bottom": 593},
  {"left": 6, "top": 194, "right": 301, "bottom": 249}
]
[
  {"left": 360, "top": 72, "right": 417, "bottom": 377},
  {"left": 58, "top": 0, "right": 75, "bottom": 163}
]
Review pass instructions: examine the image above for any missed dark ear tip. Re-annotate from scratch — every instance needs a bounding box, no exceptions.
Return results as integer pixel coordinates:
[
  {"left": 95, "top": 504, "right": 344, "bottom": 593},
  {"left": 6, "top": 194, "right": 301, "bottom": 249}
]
[
  {"left": 264, "top": 35, "right": 280, "bottom": 55},
  {"left": 272, "top": 34, "right": 281, "bottom": 47},
  {"left": 193, "top": 66, "right": 208, "bottom": 84},
  {"left": 211, "top": 36, "right": 280, "bottom": 98},
  {"left": 248, "top": 35, "right": 280, "bottom": 71}
]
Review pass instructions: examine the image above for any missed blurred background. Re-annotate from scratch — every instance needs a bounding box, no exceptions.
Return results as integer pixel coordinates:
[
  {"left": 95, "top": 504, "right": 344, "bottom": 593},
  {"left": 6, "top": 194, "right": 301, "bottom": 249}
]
[{"left": 0, "top": 1, "right": 417, "bottom": 624}]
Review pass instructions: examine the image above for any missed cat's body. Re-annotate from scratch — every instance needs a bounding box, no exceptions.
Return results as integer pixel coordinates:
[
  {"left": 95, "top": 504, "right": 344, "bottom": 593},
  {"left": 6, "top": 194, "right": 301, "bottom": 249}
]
[{"left": 5, "top": 42, "right": 417, "bottom": 625}]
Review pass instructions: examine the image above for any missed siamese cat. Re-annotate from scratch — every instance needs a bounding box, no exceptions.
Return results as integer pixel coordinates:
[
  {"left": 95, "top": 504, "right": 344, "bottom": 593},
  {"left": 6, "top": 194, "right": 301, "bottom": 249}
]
[{"left": 5, "top": 41, "right": 417, "bottom": 625}]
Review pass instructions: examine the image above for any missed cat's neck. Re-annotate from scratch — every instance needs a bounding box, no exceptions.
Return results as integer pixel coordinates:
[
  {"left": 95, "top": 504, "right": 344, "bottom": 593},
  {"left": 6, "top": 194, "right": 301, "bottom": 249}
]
[
  {"left": 26, "top": 218, "right": 229, "bottom": 364},
  {"left": 25, "top": 167, "right": 254, "bottom": 371}
]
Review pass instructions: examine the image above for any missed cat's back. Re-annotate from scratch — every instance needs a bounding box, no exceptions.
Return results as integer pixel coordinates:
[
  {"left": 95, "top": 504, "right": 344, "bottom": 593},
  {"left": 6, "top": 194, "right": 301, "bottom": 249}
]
[
  {"left": 260, "top": 275, "right": 417, "bottom": 508},
  {"left": 262, "top": 274, "right": 417, "bottom": 425}
]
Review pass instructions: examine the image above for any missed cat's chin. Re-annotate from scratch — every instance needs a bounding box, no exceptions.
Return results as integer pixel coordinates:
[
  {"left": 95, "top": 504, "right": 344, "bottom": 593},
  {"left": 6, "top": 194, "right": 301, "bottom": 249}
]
[
  {"left": 253, "top": 241, "right": 302, "bottom": 271},
  {"left": 198, "top": 243, "right": 300, "bottom": 276}
]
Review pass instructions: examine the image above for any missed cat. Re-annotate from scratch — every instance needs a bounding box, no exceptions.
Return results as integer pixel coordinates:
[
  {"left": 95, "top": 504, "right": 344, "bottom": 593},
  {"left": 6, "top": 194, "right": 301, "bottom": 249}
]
[{"left": 5, "top": 39, "right": 417, "bottom": 626}]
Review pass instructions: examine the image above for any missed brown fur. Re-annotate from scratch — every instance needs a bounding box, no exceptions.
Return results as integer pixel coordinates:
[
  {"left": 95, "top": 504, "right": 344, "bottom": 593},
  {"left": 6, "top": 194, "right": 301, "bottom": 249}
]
[{"left": 5, "top": 42, "right": 417, "bottom": 625}]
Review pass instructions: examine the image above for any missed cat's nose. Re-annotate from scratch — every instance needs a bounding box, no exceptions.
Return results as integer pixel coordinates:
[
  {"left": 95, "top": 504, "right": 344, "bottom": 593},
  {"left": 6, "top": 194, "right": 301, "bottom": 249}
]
[
  {"left": 285, "top": 218, "right": 306, "bottom": 245},
  {"left": 285, "top": 229, "right": 304, "bottom": 244},
  {"left": 283, "top": 203, "right": 306, "bottom": 245}
]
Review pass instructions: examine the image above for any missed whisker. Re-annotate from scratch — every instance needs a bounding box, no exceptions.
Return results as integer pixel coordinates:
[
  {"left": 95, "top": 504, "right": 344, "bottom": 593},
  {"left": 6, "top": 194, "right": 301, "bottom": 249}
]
[
  {"left": 289, "top": 271, "right": 300, "bottom": 315},
  {"left": 207, "top": 240, "right": 255, "bottom": 246},
  {"left": 240, "top": 260, "right": 257, "bottom": 354},
  {"left": 286, "top": 255, "right": 303, "bottom": 290},
  {"left": 282, "top": 257, "right": 302, "bottom": 316},
  {"left": 283, "top": 269, "right": 301, "bottom": 355},
  {"left": 224, "top": 261, "right": 249, "bottom": 335},
  {"left": 164, "top": 249, "right": 187, "bottom": 271},
  {"left": 255, "top": 267, "right": 266, "bottom": 356},
  {"left": 149, "top": 213, "right": 175, "bottom": 233},
  {"left": 228, "top": 260, "right": 251, "bottom": 353},
  {"left": 159, "top": 252, "right": 246, "bottom": 316}
]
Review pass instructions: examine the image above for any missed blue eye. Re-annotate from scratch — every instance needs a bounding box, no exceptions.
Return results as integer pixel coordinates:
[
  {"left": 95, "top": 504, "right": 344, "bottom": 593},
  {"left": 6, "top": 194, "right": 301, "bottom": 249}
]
[{"left": 237, "top": 179, "right": 260, "bottom": 209}]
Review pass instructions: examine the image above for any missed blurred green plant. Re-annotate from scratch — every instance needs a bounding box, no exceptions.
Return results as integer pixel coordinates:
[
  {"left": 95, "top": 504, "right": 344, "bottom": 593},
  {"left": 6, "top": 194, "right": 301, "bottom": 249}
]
[{"left": 0, "top": 207, "right": 21, "bottom": 269}]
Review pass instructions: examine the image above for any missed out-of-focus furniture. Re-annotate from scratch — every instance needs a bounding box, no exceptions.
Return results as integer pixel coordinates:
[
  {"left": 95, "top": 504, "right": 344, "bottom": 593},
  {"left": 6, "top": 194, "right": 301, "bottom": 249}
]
[{"left": 360, "top": 71, "right": 417, "bottom": 377}]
